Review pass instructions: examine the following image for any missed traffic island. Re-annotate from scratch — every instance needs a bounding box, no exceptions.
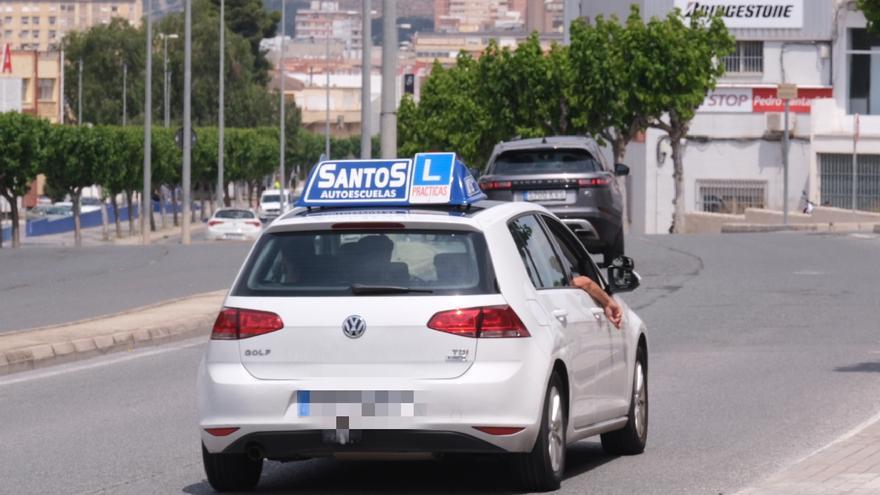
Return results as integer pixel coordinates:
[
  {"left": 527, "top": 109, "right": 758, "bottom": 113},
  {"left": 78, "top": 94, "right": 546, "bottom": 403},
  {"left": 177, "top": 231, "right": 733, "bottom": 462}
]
[{"left": 0, "top": 290, "right": 225, "bottom": 375}]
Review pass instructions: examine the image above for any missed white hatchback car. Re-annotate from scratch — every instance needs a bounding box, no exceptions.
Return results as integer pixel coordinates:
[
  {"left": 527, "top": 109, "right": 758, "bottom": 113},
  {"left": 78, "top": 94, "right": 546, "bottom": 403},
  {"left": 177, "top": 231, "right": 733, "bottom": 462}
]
[
  {"left": 206, "top": 208, "right": 262, "bottom": 241},
  {"left": 197, "top": 155, "right": 648, "bottom": 492}
]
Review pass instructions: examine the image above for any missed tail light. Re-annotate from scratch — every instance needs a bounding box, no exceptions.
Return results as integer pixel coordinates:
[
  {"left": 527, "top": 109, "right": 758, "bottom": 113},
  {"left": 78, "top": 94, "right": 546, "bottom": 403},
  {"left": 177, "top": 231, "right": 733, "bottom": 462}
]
[
  {"left": 473, "top": 426, "right": 524, "bottom": 435},
  {"left": 427, "top": 305, "right": 529, "bottom": 338},
  {"left": 211, "top": 308, "right": 284, "bottom": 340},
  {"left": 205, "top": 427, "right": 239, "bottom": 437},
  {"left": 577, "top": 178, "right": 610, "bottom": 187},
  {"left": 245, "top": 220, "right": 261, "bottom": 227},
  {"left": 208, "top": 220, "right": 224, "bottom": 226},
  {"left": 479, "top": 180, "right": 512, "bottom": 191}
]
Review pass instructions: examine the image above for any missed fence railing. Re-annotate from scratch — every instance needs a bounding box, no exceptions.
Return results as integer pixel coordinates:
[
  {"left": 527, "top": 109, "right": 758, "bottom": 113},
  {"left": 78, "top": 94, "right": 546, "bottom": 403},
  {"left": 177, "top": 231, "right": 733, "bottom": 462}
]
[
  {"left": 695, "top": 179, "right": 767, "bottom": 214},
  {"left": 818, "top": 153, "right": 880, "bottom": 212}
]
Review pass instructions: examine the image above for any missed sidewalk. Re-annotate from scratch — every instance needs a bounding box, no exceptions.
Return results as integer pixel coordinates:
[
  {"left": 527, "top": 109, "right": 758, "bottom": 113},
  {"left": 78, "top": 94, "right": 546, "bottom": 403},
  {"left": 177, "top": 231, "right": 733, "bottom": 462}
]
[
  {"left": 739, "top": 413, "right": 880, "bottom": 495},
  {"left": 17, "top": 221, "right": 205, "bottom": 247},
  {"left": 0, "top": 290, "right": 225, "bottom": 375}
]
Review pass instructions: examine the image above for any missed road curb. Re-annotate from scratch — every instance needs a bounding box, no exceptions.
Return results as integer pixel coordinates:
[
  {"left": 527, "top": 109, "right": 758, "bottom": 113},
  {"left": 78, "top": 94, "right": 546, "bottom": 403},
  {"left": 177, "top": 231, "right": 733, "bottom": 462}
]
[{"left": 0, "top": 305, "right": 215, "bottom": 376}]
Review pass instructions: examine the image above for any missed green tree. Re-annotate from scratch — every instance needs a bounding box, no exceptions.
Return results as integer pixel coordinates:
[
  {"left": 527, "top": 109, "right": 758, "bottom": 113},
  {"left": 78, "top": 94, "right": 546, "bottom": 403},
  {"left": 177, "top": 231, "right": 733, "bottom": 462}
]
[
  {"left": 42, "top": 125, "right": 103, "bottom": 246},
  {"left": 62, "top": 18, "right": 144, "bottom": 125},
  {"left": 210, "top": 0, "right": 281, "bottom": 84},
  {"left": 0, "top": 113, "right": 47, "bottom": 248},
  {"left": 642, "top": 10, "right": 734, "bottom": 233},
  {"left": 857, "top": 0, "right": 880, "bottom": 33}
]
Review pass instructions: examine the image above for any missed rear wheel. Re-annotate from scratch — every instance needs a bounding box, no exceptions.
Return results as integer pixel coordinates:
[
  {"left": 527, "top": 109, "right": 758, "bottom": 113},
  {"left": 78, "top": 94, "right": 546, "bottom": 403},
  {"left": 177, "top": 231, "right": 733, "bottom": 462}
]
[
  {"left": 202, "top": 443, "right": 263, "bottom": 492},
  {"left": 603, "top": 228, "right": 625, "bottom": 266},
  {"left": 601, "top": 346, "right": 648, "bottom": 455},
  {"left": 512, "top": 372, "right": 567, "bottom": 492}
]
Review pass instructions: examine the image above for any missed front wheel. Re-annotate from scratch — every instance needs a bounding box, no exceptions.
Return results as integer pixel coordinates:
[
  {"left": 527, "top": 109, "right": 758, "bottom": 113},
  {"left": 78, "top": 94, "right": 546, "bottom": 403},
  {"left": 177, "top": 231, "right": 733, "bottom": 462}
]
[
  {"left": 202, "top": 443, "right": 263, "bottom": 492},
  {"left": 600, "top": 346, "right": 648, "bottom": 455},
  {"left": 512, "top": 372, "right": 567, "bottom": 492}
]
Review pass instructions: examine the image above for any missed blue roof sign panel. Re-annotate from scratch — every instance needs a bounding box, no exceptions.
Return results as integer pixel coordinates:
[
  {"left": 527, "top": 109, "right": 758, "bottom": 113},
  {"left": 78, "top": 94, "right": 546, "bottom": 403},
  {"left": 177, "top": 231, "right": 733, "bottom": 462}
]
[{"left": 296, "top": 152, "right": 486, "bottom": 207}]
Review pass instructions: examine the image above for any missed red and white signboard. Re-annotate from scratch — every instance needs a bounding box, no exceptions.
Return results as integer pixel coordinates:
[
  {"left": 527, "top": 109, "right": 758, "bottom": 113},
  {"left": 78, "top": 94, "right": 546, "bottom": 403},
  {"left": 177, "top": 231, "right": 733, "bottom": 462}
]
[{"left": 699, "top": 86, "right": 832, "bottom": 113}]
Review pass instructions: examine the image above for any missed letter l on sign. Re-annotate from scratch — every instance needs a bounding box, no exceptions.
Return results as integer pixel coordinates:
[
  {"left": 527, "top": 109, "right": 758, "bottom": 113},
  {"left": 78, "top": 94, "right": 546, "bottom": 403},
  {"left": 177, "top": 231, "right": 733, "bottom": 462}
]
[{"left": 422, "top": 158, "right": 441, "bottom": 181}]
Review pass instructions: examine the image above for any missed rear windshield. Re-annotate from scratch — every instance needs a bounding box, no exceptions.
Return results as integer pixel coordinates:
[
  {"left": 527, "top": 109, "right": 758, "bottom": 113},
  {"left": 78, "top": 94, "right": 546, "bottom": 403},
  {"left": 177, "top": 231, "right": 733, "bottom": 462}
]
[
  {"left": 233, "top": 229, "right": 497, "bottom": 297},
  {"left": 215, "top": 209, "right": 255, "bottom": 219},
  {"left": 491, "top": 148, "right": 601, "bottom": 175},
  {"left": 261, "top": 195, "right": 280, "bottom": 203}
]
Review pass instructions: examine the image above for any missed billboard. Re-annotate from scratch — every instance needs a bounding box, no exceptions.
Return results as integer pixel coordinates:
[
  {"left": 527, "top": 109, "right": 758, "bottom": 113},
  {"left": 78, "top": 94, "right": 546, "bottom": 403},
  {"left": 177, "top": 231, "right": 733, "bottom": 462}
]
[
  {"left": 699, "top": 86, "right": 832, "bottom": 113},
  {"left": 675, "top": 0, "right": 804, "bottom": 29}
]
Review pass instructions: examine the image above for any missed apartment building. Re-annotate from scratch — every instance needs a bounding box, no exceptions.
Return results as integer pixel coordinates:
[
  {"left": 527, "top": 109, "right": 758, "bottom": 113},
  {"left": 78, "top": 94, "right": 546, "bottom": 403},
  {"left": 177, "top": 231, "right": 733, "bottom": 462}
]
[
  {"left": 294, "top": 1, "right": 363, "bottom": 55},
  {"left": 0, "top": 0, "right": 142, "bottom": 51}
]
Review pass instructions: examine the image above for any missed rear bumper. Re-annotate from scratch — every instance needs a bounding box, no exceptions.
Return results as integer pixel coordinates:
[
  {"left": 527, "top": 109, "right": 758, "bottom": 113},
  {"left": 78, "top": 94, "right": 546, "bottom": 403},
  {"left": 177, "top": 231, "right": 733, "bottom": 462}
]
[
  {"left": 222, "top": 429, "right": 506, "bottom": 459},
  {"left": 197, "top": 342, "right": 550, "bottom": 455}
]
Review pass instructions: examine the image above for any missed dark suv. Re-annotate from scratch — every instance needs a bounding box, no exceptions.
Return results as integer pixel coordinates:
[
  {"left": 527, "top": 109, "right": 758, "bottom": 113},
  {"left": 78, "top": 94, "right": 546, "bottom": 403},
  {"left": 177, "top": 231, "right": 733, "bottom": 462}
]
[{"left": 478, "top": 136, "right": 629, "bottom": 264}]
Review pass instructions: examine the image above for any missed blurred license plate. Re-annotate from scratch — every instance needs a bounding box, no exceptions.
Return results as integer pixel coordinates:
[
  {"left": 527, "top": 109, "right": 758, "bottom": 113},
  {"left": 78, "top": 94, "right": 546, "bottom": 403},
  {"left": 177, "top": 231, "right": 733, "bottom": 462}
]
[
  {"left": 525, "top": 190, "right": 566, "bottom": 201},
  {"left": 224, "top": 233, "right": 244, "bottom": 239}
]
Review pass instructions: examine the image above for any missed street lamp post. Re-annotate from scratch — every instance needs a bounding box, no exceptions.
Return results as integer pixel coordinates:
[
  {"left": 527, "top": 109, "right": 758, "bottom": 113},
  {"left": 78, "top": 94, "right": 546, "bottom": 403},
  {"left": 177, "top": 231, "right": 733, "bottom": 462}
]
[
  {"left": 122, "top": 62, "right": 127, "bottom": 126},
  {"left": 77, "top": 58, "right": 82, "bottom": 124},
  {"left": 360, "top": 0, "right": 371, "bottom": 159},
  {"left": 278, "top": 0, "right": 286, "bottom": 212},
  {"left": 142, "top": 0, "right": 153, "bottom": 245},
  {"left": 218, "top": 0, "right": 225, "bottom": 209},
  {"left": 159, "top": 33, "right": 178, "bottom": 129},
  {"left": 182, "top": 0, "right": 192, "bottom": 245},
  {"left": 325, "top": 22, "right": 330, "bottom": 159}
]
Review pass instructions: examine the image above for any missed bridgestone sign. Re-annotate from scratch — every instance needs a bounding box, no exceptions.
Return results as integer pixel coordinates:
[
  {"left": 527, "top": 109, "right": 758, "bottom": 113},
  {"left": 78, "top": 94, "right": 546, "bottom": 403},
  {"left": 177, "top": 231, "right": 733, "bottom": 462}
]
[{"left": 676, "top": 0, "right": 804, "bottom": 29}]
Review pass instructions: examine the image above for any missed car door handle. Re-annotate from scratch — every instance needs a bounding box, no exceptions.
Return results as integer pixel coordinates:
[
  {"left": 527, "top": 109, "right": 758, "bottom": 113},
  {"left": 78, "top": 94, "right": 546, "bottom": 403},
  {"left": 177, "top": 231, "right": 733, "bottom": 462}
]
[
  {"left": 552, "top": 309, "right": 568, "bottom": 321},
  {"left": 590, "top": 308, "right": 605, "bottom": 321}
]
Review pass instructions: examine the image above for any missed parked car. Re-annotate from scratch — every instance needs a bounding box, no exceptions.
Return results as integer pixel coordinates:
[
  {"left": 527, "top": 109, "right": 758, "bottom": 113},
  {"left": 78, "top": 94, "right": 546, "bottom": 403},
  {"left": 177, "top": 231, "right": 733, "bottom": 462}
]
[
  {"left": 206, "top": 208, "right": 262, "bottom": 241},
  {"left": 54, "top": 198, "right": 102, "bottom": 214},
  {"left": 478, "top": 136, "right": 629, "bottom": 265}
]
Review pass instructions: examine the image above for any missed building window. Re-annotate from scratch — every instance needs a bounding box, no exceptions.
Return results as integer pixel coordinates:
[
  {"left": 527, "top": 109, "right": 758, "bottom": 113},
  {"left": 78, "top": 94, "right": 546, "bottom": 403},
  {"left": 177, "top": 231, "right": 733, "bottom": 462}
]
[
  {"left": 3, "top": 30, "right": 11, "bottom": 39},
  {"left": 49, "top": 16, "right": 56, "bottom": 25},
  {"left": 21, "top": 78, "right": 30, "bottom": 102},
  {"left": 722, "top": 41, "right": 763, "bottom": 74},
  {"left": 21, "top": 16, "right": 28, "bottom": 24},
  {"left": 696, "top": 179, "right": 767, "bottom": 214},
  {"left": 38, "top": 78, "right": 55, "bottom": 101},
  {"left": 32, "top": 16, "right": 39, "bottom": 24},
  {"left": 20, "top": 30, "right": 28, "bottom": 38},
  {"left": 49, "top": 30, "right": 56, "bottom": 39},
  {"left": 847, "top": 28, "right": 880, "bottom": 114},
  {"left": 32, "top": 30, "right": 38, "bottom": 39},
  {"left": 3, "top": 16, "right": 11, "bottom": 25}
]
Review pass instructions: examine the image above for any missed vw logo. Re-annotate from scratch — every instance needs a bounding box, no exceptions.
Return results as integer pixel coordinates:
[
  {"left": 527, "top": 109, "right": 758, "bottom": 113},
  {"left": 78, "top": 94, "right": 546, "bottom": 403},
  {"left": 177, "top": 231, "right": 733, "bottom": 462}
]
[{"left": 342, "top": 315, "right": 366, "bottom": 339}]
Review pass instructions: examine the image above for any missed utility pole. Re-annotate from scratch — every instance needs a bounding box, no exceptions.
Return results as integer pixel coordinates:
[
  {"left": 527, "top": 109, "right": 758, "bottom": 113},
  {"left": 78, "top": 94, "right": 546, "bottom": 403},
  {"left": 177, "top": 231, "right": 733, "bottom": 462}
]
[
  {"left": 379, "top": 0, "right": 396, "bottom": 159},
  {"left": 360, "top": 0, "right": 371, "bottom": 159},
  {"left": 278, "top": 0, "right": 287, "bottom": 212},
  {"left": 122, "top": 62, "right": 127, "bottom": 126},
  {"left": 142, "top": 0, "right": 152, "bottom": 244},
  {"left": 59, "top": 48, "right": 65, "bottom": 123},
  {"left": 217, "top": 0, "right": 225, "bottom": 209},
  {"left": 853, "top": 114, "right": 860, "bottom": 212},
  {"left": 160, "top": 33, "right": 177, "bottom": 128},
  {"left": 77, "top": 58, "right": 82, "bottom": 124},
  {"left": 778, "top": 83, "right": 796, "bottom": 226},
  {"left": 325, "top": 22, "right": 331, "bottom": 159},
  {"left": 182, "top": 0, "right": 192, "bottom": 244}
]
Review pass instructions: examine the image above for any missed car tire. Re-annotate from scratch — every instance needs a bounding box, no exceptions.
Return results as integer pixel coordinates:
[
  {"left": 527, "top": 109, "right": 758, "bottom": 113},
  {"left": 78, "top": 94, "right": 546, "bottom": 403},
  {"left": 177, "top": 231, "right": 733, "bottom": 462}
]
[
  {"left": 600, "top": 345, "right": 648, "bottom": 455},
  {"left": 512, "top": 371, "right": 567, "bottom": 492},
  {"left": 202, "top": 443, "right": 263, "bottom": 492},
  {"left": 603, "top": 228, "right": 625, "bottom": 266}
]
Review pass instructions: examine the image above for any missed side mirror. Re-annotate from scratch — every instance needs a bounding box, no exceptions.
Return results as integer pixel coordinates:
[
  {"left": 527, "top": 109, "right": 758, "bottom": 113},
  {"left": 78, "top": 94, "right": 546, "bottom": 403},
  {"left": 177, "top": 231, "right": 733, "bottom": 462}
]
[
  {"left": 606, "top": 256, "right": 640, "bottom": 293},
  {"left": 614, "top": 163, "right": 630, "bottom": 177}
]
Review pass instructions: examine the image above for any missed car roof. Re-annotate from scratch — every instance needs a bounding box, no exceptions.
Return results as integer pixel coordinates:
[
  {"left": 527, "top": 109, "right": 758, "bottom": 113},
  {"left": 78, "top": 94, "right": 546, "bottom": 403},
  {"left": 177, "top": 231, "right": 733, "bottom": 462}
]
[
  {"left": 266, "top": 200, "right": 545, "bottom": 233},
  {"left": 491, "top": 135, "right": 598, "bottom": 153}
]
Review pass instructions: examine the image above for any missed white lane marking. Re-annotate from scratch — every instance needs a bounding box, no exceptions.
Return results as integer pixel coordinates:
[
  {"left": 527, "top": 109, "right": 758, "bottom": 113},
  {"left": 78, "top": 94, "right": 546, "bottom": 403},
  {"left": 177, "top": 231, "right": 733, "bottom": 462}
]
[
  {"left": 0, "top": 338, "right": 206, "bottom": 387},
  {"left": 794, "top": 270, "right": 824, "bottom": 276},
  {"left": 849, "top": 233, "right": 877, "bottom": 240}
]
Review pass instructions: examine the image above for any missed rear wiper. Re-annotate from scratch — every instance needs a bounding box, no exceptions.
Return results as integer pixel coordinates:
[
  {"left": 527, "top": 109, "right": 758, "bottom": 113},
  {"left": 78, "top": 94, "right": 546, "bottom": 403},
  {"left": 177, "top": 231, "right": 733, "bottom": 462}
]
[{"left": 350, "top": 284, "right": 434, "bottom": 295}]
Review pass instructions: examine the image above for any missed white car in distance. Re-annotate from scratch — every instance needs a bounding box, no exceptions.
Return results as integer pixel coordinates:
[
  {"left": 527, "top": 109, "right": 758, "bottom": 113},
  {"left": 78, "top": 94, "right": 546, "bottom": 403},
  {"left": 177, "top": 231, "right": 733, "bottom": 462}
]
[
  {"left": 197, "top": 154, "right": 648, "bottom": 493},
  {"left": 206, "top": 208, "right": 262, "bottom": 241}
]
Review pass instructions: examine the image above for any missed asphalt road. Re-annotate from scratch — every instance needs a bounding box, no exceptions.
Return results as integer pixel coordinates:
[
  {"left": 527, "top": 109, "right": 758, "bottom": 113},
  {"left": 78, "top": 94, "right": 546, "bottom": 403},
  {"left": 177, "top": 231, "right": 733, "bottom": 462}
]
[
  {"left": 0, "top": 240, "right": 252, "bottom": 332},
  {"left": 2, "top": 232, "right": 880, "bottom": 494}
]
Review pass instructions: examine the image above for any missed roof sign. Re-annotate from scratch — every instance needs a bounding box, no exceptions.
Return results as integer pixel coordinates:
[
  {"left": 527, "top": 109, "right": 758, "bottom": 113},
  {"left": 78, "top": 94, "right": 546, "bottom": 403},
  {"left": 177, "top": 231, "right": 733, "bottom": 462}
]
[{"left": 296, "top": 152, "right": 486, "bottom": 207}]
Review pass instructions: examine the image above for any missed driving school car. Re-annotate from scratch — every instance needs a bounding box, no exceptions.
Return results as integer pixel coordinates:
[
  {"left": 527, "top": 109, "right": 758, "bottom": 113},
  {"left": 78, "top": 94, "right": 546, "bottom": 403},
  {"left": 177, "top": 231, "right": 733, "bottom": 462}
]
[{"left": 197, "top": 153, "right": 649, "bottom": 492}]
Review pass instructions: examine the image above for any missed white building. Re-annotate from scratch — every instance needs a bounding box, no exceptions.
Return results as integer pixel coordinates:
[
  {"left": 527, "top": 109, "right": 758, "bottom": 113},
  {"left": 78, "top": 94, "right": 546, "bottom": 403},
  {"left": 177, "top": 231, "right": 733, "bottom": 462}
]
[{"left": 580, "top": 0, "right": 880, "bottom": 234}]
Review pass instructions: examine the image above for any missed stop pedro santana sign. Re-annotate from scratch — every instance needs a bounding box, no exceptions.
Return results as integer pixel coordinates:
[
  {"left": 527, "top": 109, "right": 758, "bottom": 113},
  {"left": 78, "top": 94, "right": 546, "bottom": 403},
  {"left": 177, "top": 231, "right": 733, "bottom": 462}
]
[{"left": 699, "top": 86, "right": 832, "bottom": 113}]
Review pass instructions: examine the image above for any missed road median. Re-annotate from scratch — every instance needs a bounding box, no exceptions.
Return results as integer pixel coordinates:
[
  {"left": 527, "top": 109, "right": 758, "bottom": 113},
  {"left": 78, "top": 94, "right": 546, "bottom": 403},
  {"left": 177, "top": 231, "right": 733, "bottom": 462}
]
[{"left": 0, "top": 290, "right": 226, "bottom": 375}]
